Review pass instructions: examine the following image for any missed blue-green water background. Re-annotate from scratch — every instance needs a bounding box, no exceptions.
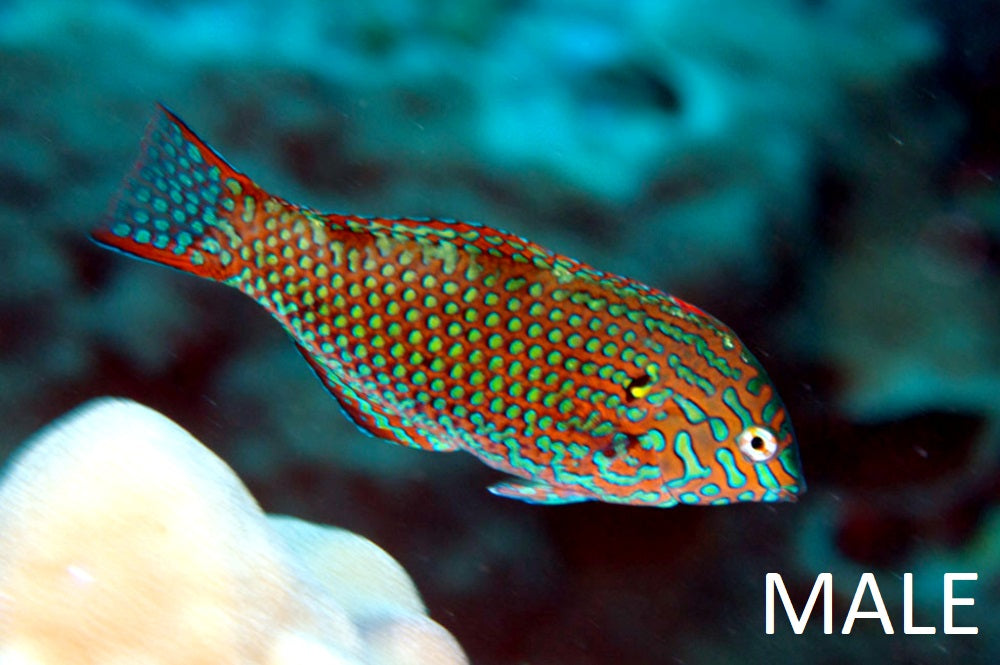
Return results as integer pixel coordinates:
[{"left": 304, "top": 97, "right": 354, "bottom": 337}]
[{"left": 1, "top": 1, "right": 998, "bottom": 663}]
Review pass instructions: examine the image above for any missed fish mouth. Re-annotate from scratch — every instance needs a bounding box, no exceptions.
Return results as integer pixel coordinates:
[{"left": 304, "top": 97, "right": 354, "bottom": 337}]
[
  {"left": 772, "top": 486, "right": 804, "bottom": 502},
  {"left": 752, "top": 484, "right": 804, "bottom": 503}
]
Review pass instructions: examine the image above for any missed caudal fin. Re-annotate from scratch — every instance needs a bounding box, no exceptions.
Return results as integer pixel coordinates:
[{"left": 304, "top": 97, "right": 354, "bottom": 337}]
[{"left": 92, "top": 104, "right": 260, "bottom": 282}]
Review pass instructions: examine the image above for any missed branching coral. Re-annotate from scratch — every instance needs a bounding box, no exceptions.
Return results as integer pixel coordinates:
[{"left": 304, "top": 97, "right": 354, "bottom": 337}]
[{"left": 0, "top": 398, "right": 467, "bottom": 665}]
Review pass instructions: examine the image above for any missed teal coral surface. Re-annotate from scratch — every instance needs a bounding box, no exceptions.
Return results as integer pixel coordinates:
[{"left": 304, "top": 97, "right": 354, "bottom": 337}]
[{"left": 0, "top": 1, "right": 998, "bottom": 663}]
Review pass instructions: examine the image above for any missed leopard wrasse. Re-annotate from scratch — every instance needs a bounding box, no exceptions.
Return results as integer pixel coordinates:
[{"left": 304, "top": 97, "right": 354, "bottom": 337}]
[{"left": 91, "top": 105, "right": 805, "bottom": 507}]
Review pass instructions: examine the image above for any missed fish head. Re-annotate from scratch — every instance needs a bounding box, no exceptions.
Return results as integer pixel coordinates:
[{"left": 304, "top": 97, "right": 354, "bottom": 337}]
[{"left": 629, "top": 308, "right": 805, "bottom": 507}]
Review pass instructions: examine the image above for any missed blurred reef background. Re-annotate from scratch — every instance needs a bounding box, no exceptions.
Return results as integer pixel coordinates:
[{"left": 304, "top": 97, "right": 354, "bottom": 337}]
[{"left": 0, "top": 0, "right": 998, "bottom": 663}]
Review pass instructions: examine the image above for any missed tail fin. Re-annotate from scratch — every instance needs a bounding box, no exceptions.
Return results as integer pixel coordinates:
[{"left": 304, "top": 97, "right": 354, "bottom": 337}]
[{"left": 92, "top": 104, "right": 260, "bottom": 282}]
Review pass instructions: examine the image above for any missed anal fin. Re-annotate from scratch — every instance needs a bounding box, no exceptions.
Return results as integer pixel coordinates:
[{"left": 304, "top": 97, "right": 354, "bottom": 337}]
[
  {"left": 488, "top": 477, "right": 593, "bottom": 505},
  {"left": 293, "top": 341, "right": 459, "bottom": 452}
]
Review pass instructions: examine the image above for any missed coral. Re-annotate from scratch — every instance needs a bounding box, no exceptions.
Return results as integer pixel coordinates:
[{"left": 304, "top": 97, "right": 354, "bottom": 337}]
[{"left": 0, "top": 398, "right": 467, "bottom": 665}]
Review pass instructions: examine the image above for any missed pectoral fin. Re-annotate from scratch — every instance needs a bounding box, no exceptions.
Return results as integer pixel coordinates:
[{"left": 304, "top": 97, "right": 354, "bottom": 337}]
[{"left": 488, "top": 477, "right": 592, "bottom": 505}]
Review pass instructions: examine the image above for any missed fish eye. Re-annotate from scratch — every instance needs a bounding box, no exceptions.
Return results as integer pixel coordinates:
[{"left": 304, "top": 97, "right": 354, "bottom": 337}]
[{"left": 737, "top": 426, "right": 777, "bottom": 462}]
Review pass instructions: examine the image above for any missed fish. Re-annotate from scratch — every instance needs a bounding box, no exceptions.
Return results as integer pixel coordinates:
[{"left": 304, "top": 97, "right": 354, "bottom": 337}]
[{"left": 91, "top": 105, "right": 805, "bottom": 507}]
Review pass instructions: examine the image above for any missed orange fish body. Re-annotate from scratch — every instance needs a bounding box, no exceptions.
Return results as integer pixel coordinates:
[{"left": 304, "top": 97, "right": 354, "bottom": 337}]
[{"left": 92, "top": 106, "right": 805, "bottom": 507}]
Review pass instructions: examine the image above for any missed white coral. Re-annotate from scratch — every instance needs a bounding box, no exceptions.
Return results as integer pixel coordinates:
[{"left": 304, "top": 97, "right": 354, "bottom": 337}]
[{"left": 0, "top": 399, "right": 467, "bottom": 665}]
